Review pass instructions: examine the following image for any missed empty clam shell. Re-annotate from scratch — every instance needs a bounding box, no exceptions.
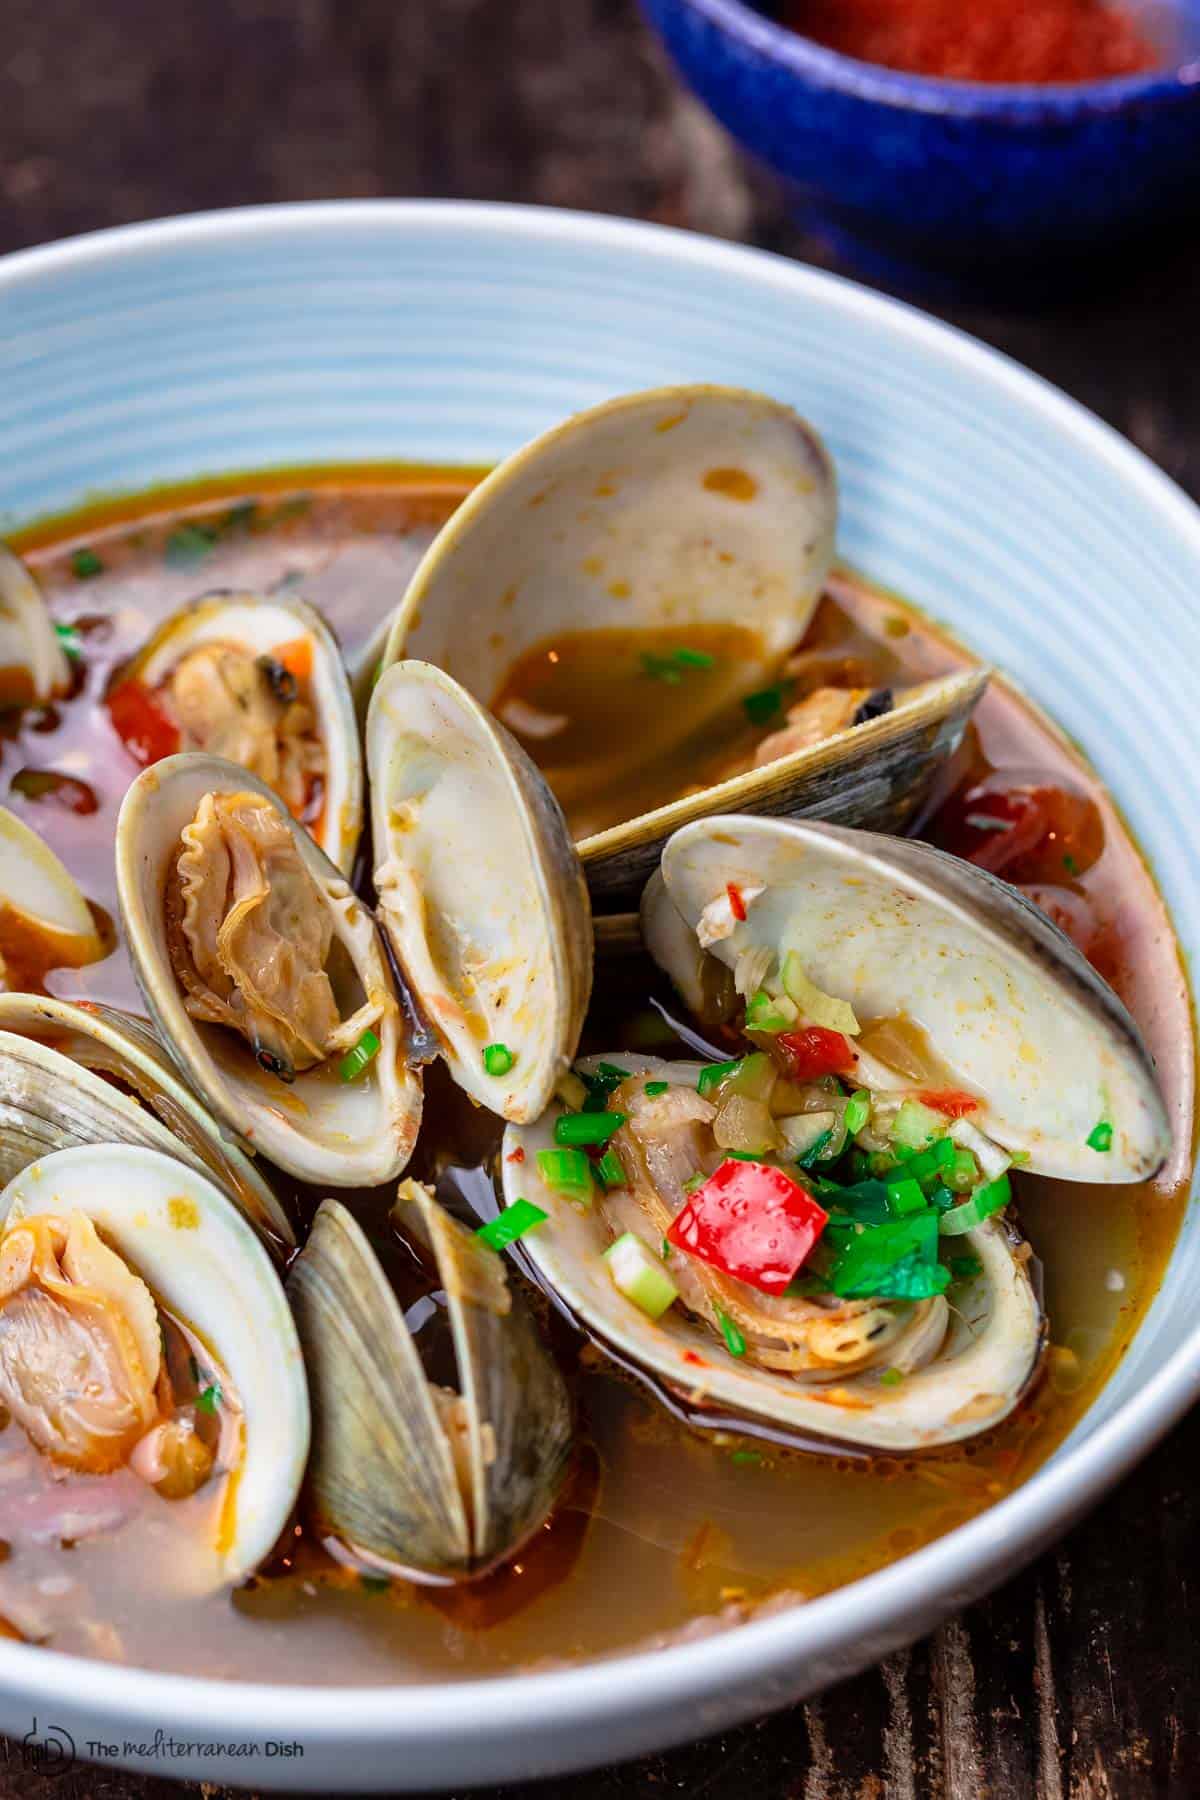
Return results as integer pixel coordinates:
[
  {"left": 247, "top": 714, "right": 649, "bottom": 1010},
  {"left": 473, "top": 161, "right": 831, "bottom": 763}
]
[
  {"left": 116, "top": 754, "right": 422, "bottom": 1187},
  {"left": 288, "top": 1187, "right": 572, "bottom": 1580},
  {"left": 654, "top": 814, "right": 1171, "bottom": 1182},
  {"left": 367, "top": 660, "right": 592, "bottom": 1122},
  {"left": 111, "top": 589, "right": 362, "bottom": 873},
  {"left": 0, "top": 1144, "right": 309, "bottom": 1586},
  {"left": 0, "top": 994, "right": 293, "bottom": 1249}
]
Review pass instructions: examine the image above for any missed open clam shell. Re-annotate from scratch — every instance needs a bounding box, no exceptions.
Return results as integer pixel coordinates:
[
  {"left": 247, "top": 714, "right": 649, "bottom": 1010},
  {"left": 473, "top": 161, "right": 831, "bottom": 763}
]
[
  {"left": 0, "top": 1144, "right": 310, "bottom": 1586},
  {"left": 0, "top": 805, "right": 105, "bottom": 985},
  {"left": 112, "top": 590, "right": 362, "bottom": 874},
  {"left": 652, "top": 814, "right": 1170, "bottom": 1183},
  {"left": 366, "top": 660, "right": 592, "bottom": 1122},
  {"left": 502, "top": 1054, "right": 1043, "bottom": 1453},
  {"left": 0, "top": 994, "right": 293, "bottom": 1250},
  {"left": 116, "top": 754, "right": 422, "bottom": 1187},
  {"left": 582, "top": 665, "right": 988, "bottom": 903},
  {"left": 288, "top": 1187, "right": 572, "bottom": 1580},
  {"left": 0, "top": 545, "right": 71, "bottom": 707}
]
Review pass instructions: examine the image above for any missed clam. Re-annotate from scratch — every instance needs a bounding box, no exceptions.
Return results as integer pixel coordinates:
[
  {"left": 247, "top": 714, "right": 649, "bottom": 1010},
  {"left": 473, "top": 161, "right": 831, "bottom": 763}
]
[
  {"left": 366, "top": 660, "right": 592, "bottom": 1122},
  {"left": 108, "top": 590, "right": 361, "bottom": 873},
  {"left": 0, "top": 994, "right": 293, "bottom": 1250},
  {"left": 505, "top": 1054, "right": 1041, "bottom": 1452},
  {"left": 650, "top": 814, "right": 1170, "bottom": 1182},
  {"left": 115, "top": 754, "right": 421, "bottom": 1187},
  {"left": 373, "top": 383, "right": 987, "bottom": 901},
  {"left": 0, "top": 805, "right": 105, "bottom": 989},
  {"left": 288, "top": 1183, "right": 572, "bottom": 1580},
  {"left": 500, "top": 814, "right": 1170, "bottom": 1451},
  {"left": 0, "top": 545, "right": 71, "bottom": 708},
  {"left": 0, "top": 1144, "right": 309, "bottom": 1586}
]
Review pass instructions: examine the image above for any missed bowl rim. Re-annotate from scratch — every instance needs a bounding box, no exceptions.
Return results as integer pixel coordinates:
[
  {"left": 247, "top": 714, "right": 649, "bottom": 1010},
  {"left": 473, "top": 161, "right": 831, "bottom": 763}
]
[
  {"left": 2, "top": 197, "right": 1199, "bottom": 1774},
  {"left": 648, "top": 0, "right": 1200, "bottom": 116}
]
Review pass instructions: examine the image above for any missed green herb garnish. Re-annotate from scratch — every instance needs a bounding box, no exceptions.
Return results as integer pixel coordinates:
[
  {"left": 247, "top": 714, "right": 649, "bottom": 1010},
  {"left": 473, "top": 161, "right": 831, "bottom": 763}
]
[
  {"left": 698, "top": 1057, "right": 744, "bottom": 1097},
  {"left": 644, "top": 1080, "right": 669, "bottom": 1096},
  {"left": 1087, "top": 1119, "right": 1113, "bottom": 1153},
  {"left": 879, "top": 1367, "right": 904, "bottom": 1387},
  {"left": 554, "top": 1111, "right": 625, "bottom": 1147},
  {"left": 339, "top": 1028, "right": 381, "bottom": 1082},
  {"left": 730, "top": 1449, "right": 762, "bottom": 1466},
  {"left": 829, "top": 1211, "right": 949, "bottom": 1300},
  {"left": 70, "top": 547, "right": 103, "bottom": 580},
  {"left": 595, "top": 1149, "right": 626, "bottom": 1190},
  {"left": 797, "top": 1127, "right": 834, "bottom": 1169},
  {"left": 196, "top": 1383, "right": 221, "bottom": 1414},
  {"left": 53, "top": 623, "right": 82, "bottom": 661},
  {"left": 483, "top": 1042, "right": 515, "bottom": 1077},
  {"left": 742, "top": 683, "right": 787, "bottom": 725},
  {"left": 536, "top": 1147, "right": 594, "bottom": 1206},
  {"left": 165, "top": 522, "right": 219, "bottom": 567},
  {"left": 715, "top": 1308, "right": 746, "bottom": 1358},
  {"left": 475, "top": 1198, "right": 548, "bottom": 1251},
  {"left": 938, "top": 1172, "right": 1012, "bottom": 1236},
  {"left": 641, "top": 647, "right": 716, "bottom": 682}
]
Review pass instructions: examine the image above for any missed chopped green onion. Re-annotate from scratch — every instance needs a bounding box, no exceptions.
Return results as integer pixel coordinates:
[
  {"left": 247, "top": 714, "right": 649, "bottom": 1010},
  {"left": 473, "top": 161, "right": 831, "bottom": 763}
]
[
  {"left": 604, "top": 1232, "right": 679, "bottom": 1319},
  {"left": 536, "top": 1148, "right": 595, "bottom": 1206},
  {"left": 70, "top": 547, "right": 104, "bottom": 579},
  {"left": 929, "top": 1183, "right": 957, "bottom": 1213},
  {"left": 482, "top": 1042, "right": 515, "bottom": 1077},
  {"left": 830, "top": 1211, "right": 949, "bottom": 1300},
  {"left": 743, "top": 683, "right": 787, "bottom": 725},
  {"left": 196, "top": 1383, "right": 221, "bottom": 1414},
  {"left": 640, "top": 647, "right": 714, "bottom": 682},
  {"left": 670, "top": 646, "right": 715, "bottom": 669},
  {"left": 843, "top": 1090, "right": 872, "bottom": 1137},
  {"left": 1087, "top": 1119, "right": 1113, "bottom": 1153},
  {"left": 944, "top": 1147, "right": 980, "bottom": 1193},
  {"left": 339, "top": 1028, "right": 381, "bottom": 1082},
  {"left": 661, "top": 1237, "right": 671, "bottom": 1261},
  {"left": 360, "top": 1574, "right": 391, "bottom": 1594},
  {"left": 580, "top": 1062, "right": 630, "bottom": 1111},
  {"left": 698, "top": 1056, "right": 744, "bottom": 1097},
  {"left": 476, "top": 1198, "right": 548, "bottom": 1251},
  {"left": 714, "top": 1308, "right": 747, "bottom": 1358},
  {"left": 948, "top": 1254, "right": 983, "bottom": 1280},
  {"left": 554, "top": 1110, "right": 625, "bottom": 1147},
  {"left": 730, "top": 1448, "right": 762, "bottom": 1466},
  {"left": 890, "top": 1098, "right": 945, "bottom": 1152},
  {"left": 879, "top": 1367, "right": 904, "bottom": 1387},
  {"left": 598, "top": 1061, "right": 631, "bottom": 1082},
  {"left": 1063, "top": 853, "right": 1079, "bottom": 876},
  {"left": 595, "top": 1149, "right": 626, "bottom": 1190},
  {"left": 898, "top": 1135, "right": 956, "bottom": 1191},
  {"left": 54, "top": 623, "right": 82, "bottom": 661},
  {"left": 744, "top": 988, "right": 797, "bottom": 1033},
  {"left": 885, "top": 1175, "right": 928, "bottom": 1218},
  {"left": 797, "top": 1127, "right": 835, "bottom": 1169},
  {"left": 724, "top": 1150, "right": 763, "bottom": 1162},
  {"left": 644, "top": 1080, "right": 669, "bottom": 1096},
  {"left": 683, "top": 1172, "right": 705, "bottom": 1194},
  {"left": 938, "top": 1172, "right": 1012, "bottom": 1236},
  {"left": 816, "top": 1174, "right": 892, "bottom": 1224}
]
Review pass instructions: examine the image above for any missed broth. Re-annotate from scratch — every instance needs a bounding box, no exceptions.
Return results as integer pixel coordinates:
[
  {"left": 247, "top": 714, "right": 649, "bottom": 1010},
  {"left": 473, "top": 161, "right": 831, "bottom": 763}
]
[{"left": 0, "top": 472, "right": 1190, "bottom": 1683}]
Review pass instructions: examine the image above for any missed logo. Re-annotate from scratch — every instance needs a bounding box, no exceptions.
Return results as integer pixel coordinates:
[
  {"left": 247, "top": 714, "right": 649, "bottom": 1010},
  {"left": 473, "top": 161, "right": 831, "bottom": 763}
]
[{"left": 20, "top": 1718, "right": 76, "bottom": 1776}]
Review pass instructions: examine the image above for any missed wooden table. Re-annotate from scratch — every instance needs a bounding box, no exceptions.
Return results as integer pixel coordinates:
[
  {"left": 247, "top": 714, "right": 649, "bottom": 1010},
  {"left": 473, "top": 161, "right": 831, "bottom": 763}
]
[{"left": 2, "top": 4, "right": 1197, "bottom": 1794}]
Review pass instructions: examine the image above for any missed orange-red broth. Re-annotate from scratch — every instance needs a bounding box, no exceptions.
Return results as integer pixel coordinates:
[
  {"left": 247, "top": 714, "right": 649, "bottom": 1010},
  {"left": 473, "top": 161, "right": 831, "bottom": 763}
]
[{"left": 0, "top": 471, "right": 1190, "bottom": 1682}]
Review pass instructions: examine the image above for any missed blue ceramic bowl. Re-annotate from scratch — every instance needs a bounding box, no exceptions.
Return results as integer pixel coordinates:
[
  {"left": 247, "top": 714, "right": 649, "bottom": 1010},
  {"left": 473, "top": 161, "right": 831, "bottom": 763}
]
[{"left": 641, "top": 0, "right": 1200, "bottom": 293}]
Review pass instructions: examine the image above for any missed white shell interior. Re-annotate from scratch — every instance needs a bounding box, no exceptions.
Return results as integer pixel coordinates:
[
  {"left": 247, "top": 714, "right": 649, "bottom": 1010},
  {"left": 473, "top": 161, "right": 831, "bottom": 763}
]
[
  {"left": 0, "top": 804, "right": 102, "bottom": 951},
  {"left": 661, "top": 815, "right": 1170, "bottom": 1182},
  {"left": 131, "top": 591, "right": 362, "bottom": 874},
  {"left": 504, "top": 1054, "right": 1043, "bottom": 1452},
  {"left": 382, "top": 385, "right": 836, "bottom": 704},
  {"left": 115, "top": 754, "right": 422, "bottom": 1186},
  {"left": 0, "top": 544, "right": 70, "bottom": 704},
  {"left": 367, "top": 660, "right": 590, "bottom": 1121},
  {"left": 0, "top": 1144, "right": 310, "bottom": 1585}
]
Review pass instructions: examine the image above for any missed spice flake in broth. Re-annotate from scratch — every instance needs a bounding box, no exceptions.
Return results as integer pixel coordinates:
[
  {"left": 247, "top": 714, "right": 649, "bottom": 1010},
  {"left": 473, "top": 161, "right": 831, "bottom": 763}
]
[{"left": 0, "top": 469, "right": 1188, "bottom": 1683}]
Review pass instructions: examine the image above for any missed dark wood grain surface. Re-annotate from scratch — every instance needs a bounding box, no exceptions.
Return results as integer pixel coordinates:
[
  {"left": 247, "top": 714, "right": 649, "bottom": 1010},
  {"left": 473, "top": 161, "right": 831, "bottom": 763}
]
[{"left": 2, "top": 4, "right": 1198, "bottom": 1795}]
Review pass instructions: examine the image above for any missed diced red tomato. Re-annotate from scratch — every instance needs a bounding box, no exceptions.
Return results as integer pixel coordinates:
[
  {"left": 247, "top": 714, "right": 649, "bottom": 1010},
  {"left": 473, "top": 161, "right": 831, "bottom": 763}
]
[
  {"left": 667, "top": 1159, "right": 829, "bottom": 1296},
  {"left": 106, "top": 680, "right": 181, "bottom": 766},
  {"left": 918, "top": 1089, "right": 979, "bottom": 1119},
  {"left": 775, "top": 1025, "right": 858, "bottom": 1079},
  {"left": 726, "top": 882, "right": 747, "bottom": 922}
]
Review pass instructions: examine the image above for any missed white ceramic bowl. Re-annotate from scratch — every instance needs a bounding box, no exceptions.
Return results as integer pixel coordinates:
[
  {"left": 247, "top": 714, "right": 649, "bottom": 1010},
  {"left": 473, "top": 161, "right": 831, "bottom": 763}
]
[{"left": 2, "top": 202, "right": 1198, "bottom": 1791}]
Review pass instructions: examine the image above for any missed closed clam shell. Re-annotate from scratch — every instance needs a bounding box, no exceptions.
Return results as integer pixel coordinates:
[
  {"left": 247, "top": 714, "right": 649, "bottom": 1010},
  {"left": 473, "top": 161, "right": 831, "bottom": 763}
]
[
  {"left": 288, "top": 1189, "right": 571, "bottom": 1579},
  {"left": 115, "top": 754, "right": 422, "bottom": 1187},
  {"left": 0, "top": 994, "right": 293, "bottom": 1250},
  {"left": 367, "top": 659, "right": 592, "bottom": 1122},
  {"left": 116, "top": 589, "right": 362, "bottom": 874}
]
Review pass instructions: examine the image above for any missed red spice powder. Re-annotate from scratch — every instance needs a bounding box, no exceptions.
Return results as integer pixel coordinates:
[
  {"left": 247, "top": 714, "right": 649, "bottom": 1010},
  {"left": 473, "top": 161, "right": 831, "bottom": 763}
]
[{"left": 785, "top": 0, "right": 1160, "bottom": 83}]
